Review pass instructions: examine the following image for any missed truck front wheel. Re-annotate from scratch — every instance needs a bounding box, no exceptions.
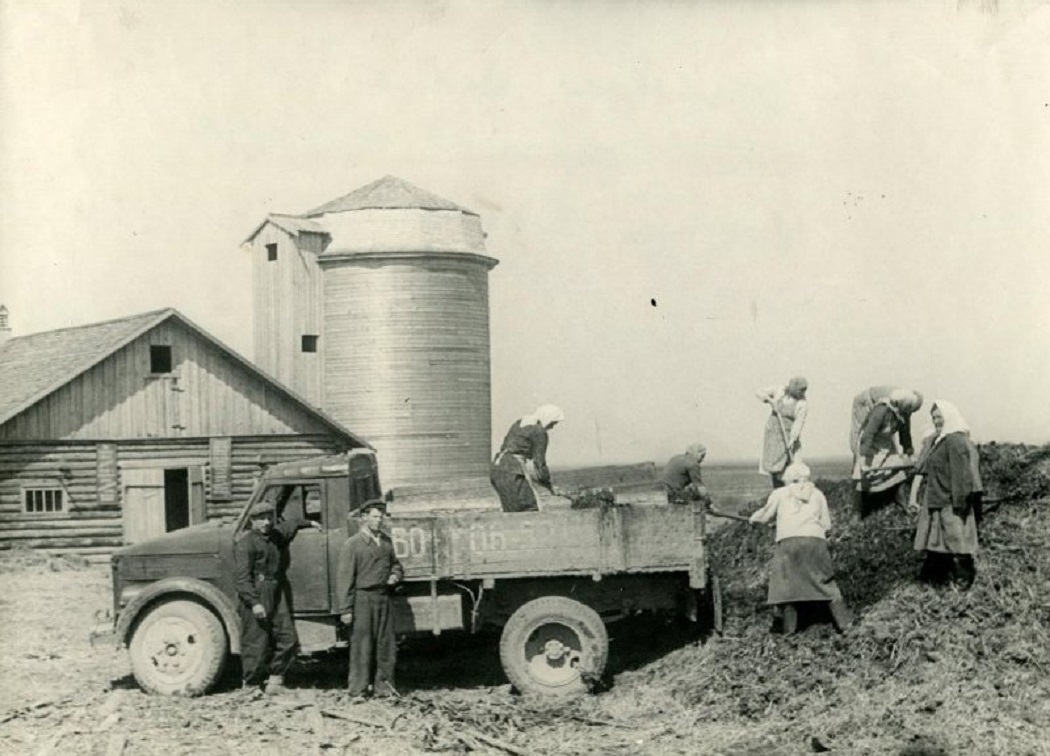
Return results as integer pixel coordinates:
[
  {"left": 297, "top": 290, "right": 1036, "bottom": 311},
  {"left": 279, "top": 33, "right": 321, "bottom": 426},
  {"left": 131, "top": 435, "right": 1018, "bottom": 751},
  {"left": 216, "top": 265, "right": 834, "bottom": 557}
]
[
  {"left": 128, "top": 599, "right": 227, "bottom": 696},
  {"left": 499, "top": 596, "right": 609, "bottom": 697}
]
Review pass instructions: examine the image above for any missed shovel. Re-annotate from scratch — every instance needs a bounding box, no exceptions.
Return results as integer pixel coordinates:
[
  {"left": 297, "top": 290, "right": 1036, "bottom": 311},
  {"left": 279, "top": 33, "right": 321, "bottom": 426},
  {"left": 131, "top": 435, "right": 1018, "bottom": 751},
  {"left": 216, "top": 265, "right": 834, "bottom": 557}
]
[{"left": 707, "top": 508, "right": 753, "bottom": 524}]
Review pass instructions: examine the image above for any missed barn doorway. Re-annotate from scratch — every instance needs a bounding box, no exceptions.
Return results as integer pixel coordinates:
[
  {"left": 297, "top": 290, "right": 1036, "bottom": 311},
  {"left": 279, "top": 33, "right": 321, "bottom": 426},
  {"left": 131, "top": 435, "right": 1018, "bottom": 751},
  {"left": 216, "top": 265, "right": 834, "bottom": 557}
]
[
  {"left": 123, "top": 466, "right": 205, "bottom": 545},
  {"left": 164, "top": 469, "right": 189, "bottom": 531}
]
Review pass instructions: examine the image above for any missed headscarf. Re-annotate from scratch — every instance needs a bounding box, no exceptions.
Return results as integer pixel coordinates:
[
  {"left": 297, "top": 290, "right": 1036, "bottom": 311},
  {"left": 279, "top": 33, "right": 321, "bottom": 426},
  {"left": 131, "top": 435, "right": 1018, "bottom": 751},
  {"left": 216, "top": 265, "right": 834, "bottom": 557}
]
[
  {"left": 686, "top": 443, "right": 707, "bottom": 460},
  {"left": 783, "top": 461, "right": 814, "bottom": 507},
  {"left": 783, "top": 461, "right": 811, "bottom": 483},
  {"left": 786, "top": 376, "right": 808, "bottom": 399},
  {"left": 932, "top": 399, "right": 970, "bottom": 444},
  {"left": 889, "top": 389, "right": 923, "bottom": 415},
  {"left": 521, "top": 404, "right": 565, "bottom": 427}
]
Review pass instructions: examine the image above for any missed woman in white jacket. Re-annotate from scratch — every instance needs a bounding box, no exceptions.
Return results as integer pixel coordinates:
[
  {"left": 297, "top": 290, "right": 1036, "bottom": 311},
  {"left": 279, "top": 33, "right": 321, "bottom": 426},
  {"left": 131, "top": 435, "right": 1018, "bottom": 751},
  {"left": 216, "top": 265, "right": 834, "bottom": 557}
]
[{"left": 749, "top": 461, "right": 852, "bottom": 634}]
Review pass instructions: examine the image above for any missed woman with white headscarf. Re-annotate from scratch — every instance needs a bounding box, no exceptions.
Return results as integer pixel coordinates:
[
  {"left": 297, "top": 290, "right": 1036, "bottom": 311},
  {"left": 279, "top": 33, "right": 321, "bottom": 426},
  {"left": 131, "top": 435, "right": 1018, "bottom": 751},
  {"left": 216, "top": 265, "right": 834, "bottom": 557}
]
[
  {"left": 851, "top": 386, "right": 923, "bottom": 516},
  {"left": 490, "top": 405, "right": 564, "bottom": 513},
  {"left": 756, "top": 377, "right": 809, "bottom": 488},
  {"left": 912, "top": 400, "right": 980, "bottom": 588},
  {"left": 748, "top": 462, "right": 852, "bottom": 634}
]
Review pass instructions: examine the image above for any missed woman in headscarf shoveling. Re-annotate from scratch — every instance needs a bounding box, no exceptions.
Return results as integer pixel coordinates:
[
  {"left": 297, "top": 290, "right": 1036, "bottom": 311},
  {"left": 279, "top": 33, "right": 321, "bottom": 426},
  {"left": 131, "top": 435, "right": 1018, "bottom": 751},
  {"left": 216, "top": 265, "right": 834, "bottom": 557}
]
[
  {"left": 490, "top": 404, "right": 564, "bottom": 512},
  {"left": 749, "top": 461, "right": 852, "bottom": 634},
  {"left": 851, "top": 386, "right": 924, "bottom": 517}
]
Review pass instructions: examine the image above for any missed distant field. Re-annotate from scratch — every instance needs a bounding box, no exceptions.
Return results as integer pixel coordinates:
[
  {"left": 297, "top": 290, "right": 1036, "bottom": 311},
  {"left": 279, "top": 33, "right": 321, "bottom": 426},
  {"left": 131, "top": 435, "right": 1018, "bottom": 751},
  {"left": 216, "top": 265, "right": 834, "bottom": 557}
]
[
  {"left": 549, "top": 455, "right": 854, "bottom": 513},
  {"left": 701, "top": 456, "right": 853, "bottom": 511}
]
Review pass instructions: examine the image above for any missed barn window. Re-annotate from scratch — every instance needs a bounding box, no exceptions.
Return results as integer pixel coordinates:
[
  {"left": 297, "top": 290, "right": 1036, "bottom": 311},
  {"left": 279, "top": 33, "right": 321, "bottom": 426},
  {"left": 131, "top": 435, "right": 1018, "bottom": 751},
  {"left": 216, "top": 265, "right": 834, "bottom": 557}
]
[
  {"left": 150, "top": 345, "right": 173, "bottom": 374},
  {"left": 266, "top": 243, "right": 278, "bottom": 261},
  {"left": 301, "top": 335, "right": 319, "bottom": 353},
  {"left": 24, "top": 488, "right": 64, "bottom": 514}
]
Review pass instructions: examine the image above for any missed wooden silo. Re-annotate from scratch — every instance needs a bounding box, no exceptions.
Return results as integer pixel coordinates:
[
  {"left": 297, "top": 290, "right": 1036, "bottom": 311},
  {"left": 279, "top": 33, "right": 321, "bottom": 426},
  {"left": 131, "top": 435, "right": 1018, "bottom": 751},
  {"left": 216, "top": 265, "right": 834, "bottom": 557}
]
[{"left": 307, "top": 177, "right": 499, "bottom": 487}]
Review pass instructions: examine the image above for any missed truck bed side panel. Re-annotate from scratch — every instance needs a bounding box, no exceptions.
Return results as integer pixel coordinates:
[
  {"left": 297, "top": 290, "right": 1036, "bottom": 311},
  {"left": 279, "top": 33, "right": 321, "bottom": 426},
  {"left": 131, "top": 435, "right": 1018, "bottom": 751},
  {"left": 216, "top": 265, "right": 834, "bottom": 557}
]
[{"left": 389, "top": 506, "right": 699, "bottom": 580}]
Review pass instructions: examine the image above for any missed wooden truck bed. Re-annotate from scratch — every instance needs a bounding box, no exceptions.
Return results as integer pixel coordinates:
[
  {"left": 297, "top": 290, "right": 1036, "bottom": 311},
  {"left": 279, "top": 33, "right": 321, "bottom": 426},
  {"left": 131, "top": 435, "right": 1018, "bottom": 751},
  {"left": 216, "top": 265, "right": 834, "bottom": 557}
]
[{"left": 384, "top": 463, "right": 707, "bottom": 589}]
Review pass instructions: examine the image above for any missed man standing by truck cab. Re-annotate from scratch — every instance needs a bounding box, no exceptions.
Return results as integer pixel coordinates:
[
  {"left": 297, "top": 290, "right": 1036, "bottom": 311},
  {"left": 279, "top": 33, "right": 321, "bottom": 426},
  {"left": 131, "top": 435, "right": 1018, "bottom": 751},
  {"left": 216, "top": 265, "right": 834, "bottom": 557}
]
[
  {"left": 339, "top": 500, "right": 404, "bottom": 698},
  {"left": 233, "top": 499, "right": 321, "bottom": 694}
]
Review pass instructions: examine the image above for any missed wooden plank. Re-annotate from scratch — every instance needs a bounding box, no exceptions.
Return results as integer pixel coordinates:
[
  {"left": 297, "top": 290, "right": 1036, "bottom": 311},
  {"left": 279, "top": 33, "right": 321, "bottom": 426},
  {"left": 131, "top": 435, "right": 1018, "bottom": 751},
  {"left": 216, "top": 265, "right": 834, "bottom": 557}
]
[
  {"left": 0, "top": 536, "right": 124, "bottom": 549},
  {"left": 0, "top": 516, "right": 121, "bottom": 529},
  {"left": 209, "top": 437, "right": 233, "bottom": 500},
  {"left": 387, "top": 505, "right": 699, "bottom": 580},
  {"left": 2, "top": 527, "right": 122, "bottom": 540},
  {"left": 97, "top": 444, "right": 118, "bottom": 507},
  {"left": 122, "top": 468, "right": 166, "bottom": 545}
]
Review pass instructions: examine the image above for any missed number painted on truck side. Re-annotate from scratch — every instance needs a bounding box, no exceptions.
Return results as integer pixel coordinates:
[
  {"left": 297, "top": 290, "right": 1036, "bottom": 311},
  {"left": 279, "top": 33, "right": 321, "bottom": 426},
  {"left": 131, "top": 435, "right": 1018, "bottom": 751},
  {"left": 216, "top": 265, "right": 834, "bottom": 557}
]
[
  {"left": 390, "top": 526, "right": 428, "bottom": 559},
  {"left": 468, "top": 523, "right": 509, "bottom": 552}
]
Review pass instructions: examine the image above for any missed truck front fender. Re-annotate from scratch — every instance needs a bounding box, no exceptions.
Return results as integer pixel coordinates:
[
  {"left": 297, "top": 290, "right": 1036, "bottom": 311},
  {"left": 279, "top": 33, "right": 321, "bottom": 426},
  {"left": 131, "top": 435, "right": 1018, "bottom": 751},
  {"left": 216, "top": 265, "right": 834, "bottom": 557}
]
[{"left": 115, "top": 577, "right": 241, "bottom": 654}]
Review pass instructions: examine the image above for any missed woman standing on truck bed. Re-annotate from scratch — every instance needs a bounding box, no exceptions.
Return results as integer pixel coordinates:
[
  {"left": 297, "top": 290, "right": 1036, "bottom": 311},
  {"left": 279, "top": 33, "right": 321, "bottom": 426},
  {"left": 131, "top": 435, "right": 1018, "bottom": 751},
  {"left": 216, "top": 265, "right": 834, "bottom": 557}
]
[{"left": 490, "top": 404, "right": 564, "bottom": 512}]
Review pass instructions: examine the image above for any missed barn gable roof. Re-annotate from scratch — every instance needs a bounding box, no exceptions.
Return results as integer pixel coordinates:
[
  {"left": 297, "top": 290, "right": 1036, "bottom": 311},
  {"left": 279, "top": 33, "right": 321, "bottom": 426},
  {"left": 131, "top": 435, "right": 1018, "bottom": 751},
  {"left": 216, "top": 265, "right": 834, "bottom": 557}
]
[
  {"left": 242, "top": 213, "right": 330, "bottom": 246},
  {"left": 0, "top": 309, "right": 370, "bottom": 448},
  {"left": 304, "top": 175, "right": 478, "bottom": 217}
]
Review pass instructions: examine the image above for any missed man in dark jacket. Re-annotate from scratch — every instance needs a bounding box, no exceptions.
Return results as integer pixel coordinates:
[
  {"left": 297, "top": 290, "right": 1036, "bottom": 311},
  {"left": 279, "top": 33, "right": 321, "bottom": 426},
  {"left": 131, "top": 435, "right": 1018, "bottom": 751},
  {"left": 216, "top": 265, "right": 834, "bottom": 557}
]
[
  {"left": 660, "top": 443, "right": 711, "bottom": 506},
  {"left": 339, "top": 500, "right": 404, "bottom": 698},
  {"left": 233, "top": 498, "right": 320, "bottom": 694}
]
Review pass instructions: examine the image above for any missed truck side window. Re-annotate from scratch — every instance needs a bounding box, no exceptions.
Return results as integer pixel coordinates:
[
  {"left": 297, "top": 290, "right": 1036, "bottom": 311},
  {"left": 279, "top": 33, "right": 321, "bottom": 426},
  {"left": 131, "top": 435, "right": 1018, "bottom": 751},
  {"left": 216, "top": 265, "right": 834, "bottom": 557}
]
[
  {"left": 303, "top": 486, "right": 323, "bottom": 523},
  {"left": 274, "top": 484, "right": 324, "bottom": 526}
]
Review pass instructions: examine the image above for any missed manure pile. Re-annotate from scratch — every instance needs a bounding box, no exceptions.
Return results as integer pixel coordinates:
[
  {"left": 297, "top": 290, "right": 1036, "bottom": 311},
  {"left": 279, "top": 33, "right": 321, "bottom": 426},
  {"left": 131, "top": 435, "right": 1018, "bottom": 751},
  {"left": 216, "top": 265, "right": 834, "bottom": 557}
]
[{"left": 584, "top": 442, "right": 1050, "bottom": 755}]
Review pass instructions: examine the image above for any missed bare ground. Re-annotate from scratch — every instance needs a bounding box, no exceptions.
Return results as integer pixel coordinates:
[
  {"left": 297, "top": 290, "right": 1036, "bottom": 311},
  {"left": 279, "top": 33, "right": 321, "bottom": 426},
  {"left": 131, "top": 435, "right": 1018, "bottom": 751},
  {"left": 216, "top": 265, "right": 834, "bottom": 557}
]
[{"left": 2, "top": 444, "right": 1050, "bottom": 755}]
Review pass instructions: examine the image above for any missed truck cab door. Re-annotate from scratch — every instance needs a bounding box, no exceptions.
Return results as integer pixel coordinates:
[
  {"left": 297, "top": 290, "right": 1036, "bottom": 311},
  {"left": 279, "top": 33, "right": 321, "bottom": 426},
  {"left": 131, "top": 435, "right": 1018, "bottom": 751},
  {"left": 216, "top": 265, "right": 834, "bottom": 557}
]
[{"left": 268, "top": 482, "right": 331, "bottom": 612}]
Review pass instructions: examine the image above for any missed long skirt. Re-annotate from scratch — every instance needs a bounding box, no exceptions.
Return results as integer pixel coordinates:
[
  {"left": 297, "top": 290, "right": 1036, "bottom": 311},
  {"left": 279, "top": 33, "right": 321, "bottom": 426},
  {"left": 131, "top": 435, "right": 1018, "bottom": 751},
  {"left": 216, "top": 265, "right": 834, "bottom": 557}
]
[
  {"left": 761, "top": 414, "right": 799, "bottom": 475},
  {"left": 490, "top": 454, "right": 538, "bottom": 512},
  {"left": 767, "top": 537, "right": 843, "bottom": 605},
  {"left": 914, "top": 506, "right": 978, "bottom": 555}
]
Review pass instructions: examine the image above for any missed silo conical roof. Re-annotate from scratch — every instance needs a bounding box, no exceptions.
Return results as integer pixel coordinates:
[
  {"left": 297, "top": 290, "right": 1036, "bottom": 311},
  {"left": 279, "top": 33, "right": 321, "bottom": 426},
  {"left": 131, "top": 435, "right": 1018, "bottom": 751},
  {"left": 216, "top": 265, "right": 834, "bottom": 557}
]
[{"left": 304, "top": 175, "right": 477, "bottom": 217}]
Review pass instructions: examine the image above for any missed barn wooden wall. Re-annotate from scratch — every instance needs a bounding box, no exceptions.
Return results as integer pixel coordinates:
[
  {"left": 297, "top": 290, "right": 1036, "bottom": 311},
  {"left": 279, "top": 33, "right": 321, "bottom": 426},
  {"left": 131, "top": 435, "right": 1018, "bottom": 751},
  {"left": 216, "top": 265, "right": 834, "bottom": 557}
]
[
  {"left": 0, "top": 434, "right": 348, "bottom": 560},
  {"left": 0, "top": 319, "right": 333, "bottom": 441}
]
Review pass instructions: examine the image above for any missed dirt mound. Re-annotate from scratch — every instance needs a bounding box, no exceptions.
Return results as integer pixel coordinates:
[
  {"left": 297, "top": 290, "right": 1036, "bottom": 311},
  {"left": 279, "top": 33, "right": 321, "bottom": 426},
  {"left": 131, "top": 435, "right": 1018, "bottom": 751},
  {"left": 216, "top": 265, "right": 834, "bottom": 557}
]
[{"left": 602, "top": 442, "right": 1050, "bottom": 754}]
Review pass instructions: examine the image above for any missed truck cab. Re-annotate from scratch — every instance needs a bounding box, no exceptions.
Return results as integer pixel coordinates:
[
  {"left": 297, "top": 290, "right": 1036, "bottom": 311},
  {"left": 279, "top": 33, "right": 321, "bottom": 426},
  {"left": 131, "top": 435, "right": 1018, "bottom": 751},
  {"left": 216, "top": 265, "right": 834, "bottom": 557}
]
[{"left": 108, "top": 449, "right": 381, "bottom": 696}]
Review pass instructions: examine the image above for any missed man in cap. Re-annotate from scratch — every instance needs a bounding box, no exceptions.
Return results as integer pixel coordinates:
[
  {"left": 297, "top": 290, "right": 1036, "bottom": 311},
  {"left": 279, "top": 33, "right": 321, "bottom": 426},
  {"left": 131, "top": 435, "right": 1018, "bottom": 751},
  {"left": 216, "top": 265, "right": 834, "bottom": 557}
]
[
  {"left": 338, "top": 499, "right": 404, "bottom": 698},
  {"left": 659, "top": 443, "right": 712, "bottom": 506},
  {"left": 233, "top": 496, "right": 322, "bottom": 694}
]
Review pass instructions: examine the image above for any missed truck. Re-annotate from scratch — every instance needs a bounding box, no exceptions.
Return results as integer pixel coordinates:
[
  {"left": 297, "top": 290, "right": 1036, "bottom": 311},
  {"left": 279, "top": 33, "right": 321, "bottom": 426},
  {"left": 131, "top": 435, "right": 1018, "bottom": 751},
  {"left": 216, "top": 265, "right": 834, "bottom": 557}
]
[{"left": 102, "top": 448, "right": 722, "bottom": 698}]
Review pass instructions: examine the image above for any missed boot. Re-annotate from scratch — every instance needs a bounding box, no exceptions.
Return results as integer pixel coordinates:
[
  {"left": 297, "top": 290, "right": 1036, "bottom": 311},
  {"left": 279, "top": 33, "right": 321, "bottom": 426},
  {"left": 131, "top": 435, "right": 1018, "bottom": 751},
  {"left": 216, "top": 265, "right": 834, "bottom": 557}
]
[
  {"left": 919, "top": 553, "right": 950, "bottom": 586},
  {"left": 782, "top": 604, "right": 799, "bottom": 635},
  {"left": 829, "top": 600, "right": 854, "bottom": 633},
  {"left": 951, "top": 556, "right": 976, "bottom": 590},
  {"left": 264, "top": 675, "right": 288, "bottom": 695}
]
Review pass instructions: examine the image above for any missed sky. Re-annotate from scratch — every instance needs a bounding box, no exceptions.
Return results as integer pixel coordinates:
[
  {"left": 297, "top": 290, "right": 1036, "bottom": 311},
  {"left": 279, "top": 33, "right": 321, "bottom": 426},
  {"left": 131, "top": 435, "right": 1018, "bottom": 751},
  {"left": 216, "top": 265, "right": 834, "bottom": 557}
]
[{"left": 1, "top": 0, "right": 1048, "bottom": 468}]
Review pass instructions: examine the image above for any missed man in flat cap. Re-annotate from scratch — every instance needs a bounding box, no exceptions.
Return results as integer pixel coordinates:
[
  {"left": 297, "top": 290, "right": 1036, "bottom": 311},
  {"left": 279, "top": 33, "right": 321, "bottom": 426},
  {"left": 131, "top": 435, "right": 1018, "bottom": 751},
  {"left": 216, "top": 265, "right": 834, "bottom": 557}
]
[
  {"left": 233, "top": 497, "right": 322, "bottom": 694},
  {"left": 338, "top": 499, "right": 403, "bottom": 698},
  {"left": 660, "top": 442, "right": 712, "bottom": 506}
]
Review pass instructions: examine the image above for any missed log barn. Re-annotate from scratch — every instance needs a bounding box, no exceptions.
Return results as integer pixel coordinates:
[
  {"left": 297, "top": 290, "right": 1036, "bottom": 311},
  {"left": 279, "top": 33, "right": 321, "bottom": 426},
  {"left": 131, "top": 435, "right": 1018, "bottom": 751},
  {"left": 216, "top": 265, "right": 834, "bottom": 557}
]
[{"left": 0, "top": 308, "right": 369, "bottom": 561}]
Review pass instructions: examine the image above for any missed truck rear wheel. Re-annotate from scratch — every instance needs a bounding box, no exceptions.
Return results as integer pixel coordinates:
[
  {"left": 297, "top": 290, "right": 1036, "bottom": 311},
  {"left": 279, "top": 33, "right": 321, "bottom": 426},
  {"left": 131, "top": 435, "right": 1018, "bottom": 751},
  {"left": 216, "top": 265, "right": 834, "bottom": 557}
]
[
  {"left": 499, "top": 596, "right": 608, "bottom": 697},
  {"left": 129, "top": 599, "right": 227, "bottom": 696}
]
